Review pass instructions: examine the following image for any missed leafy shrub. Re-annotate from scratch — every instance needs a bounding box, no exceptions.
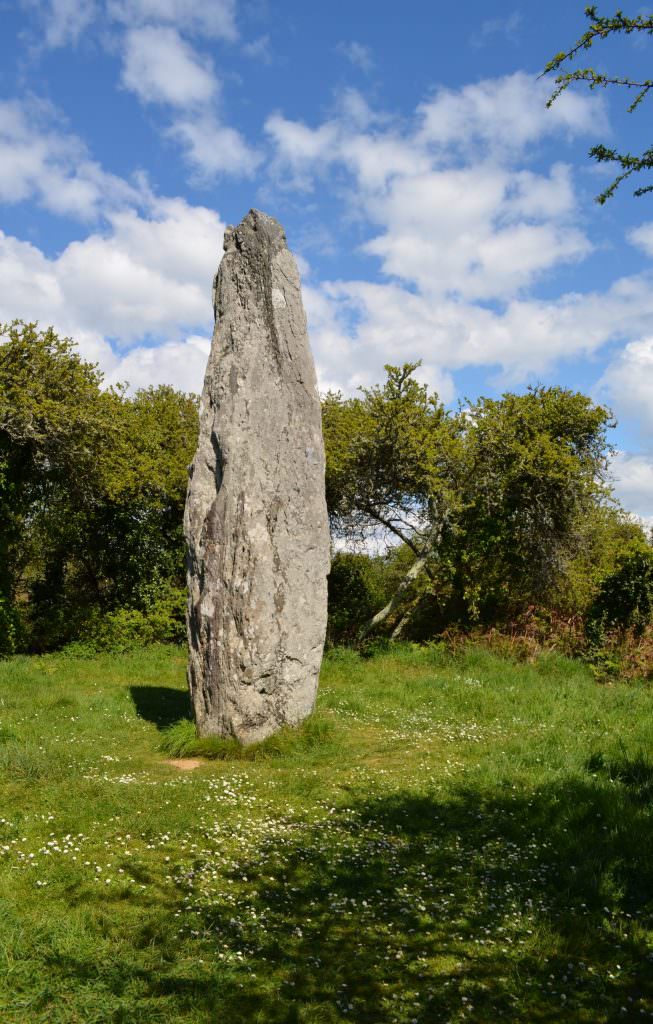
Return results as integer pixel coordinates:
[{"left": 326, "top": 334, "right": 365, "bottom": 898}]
[
  {"left": 326, "top": 552, "right": 391, "bottom": 645},
  {"left": 587, "top": 545, "right": 653, "bottom": 645},
  {"left": 72, "top": 583, "right": 186, "bottom": 653},
  {"left": 138, "top": 579, "right": 187, "bottom": 644},
  {"left": 360, "top": 636, "right": 395, "bottom": 659}
]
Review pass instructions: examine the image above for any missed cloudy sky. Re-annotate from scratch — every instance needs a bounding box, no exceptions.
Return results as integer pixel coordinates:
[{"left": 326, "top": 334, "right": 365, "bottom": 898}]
[{"left": 1, "top": 1, "right": 652, "bottom": 524}]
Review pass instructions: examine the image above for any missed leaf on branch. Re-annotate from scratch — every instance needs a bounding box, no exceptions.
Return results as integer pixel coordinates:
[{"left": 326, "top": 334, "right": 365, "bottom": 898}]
[{"left": 542, "top": 7, "right": 653, "bottom": 201}]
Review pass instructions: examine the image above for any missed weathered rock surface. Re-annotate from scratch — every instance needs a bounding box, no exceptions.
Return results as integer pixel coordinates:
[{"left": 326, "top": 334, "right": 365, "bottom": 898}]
[{"left": 184, "top": 209, "right": 330, "bottom": 744}]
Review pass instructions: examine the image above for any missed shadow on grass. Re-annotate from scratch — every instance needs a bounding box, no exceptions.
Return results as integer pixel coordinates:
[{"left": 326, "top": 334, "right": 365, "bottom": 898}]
[
  {"left": 587, "top": 750, "right": 653, "bottom": 804},
  {"left": 129, "top": 685, "right": 191, "bottom": 730},
  {"left": 49, "top": 766, "right": 653, "bottom": 1023}
]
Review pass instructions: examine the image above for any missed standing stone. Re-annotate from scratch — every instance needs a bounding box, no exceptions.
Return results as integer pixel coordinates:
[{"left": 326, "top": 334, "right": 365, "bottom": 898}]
[{"left": 184, "top": 209, "right": 330, "bottom": 744}]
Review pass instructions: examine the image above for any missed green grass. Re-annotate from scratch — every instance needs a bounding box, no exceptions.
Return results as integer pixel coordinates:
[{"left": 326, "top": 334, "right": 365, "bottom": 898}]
[
  {"left": 1, "top": 643, "right": 653, "bottom": 1022},
  {"left": 159, "top": 713, "right": 337, "bottom": 761}
]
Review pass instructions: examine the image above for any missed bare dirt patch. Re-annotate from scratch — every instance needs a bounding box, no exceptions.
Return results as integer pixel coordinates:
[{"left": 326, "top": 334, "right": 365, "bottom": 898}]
[{"left": 163, "top": 758, "right": 203, "bottom": 771}]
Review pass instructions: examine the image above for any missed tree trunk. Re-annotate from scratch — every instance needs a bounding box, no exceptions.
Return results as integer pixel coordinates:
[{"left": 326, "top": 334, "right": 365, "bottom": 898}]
[
  {"left": 360, "top": 536, "right": 438, "bottom": 638},
  {"left": 391, "top": 609, "right": 411, "bottom": 640}
]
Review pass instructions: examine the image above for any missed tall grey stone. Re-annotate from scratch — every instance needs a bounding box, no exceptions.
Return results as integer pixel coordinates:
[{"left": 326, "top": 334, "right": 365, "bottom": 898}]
[{"left": 184, "top": 209, "right": 330, "bottom": 745}]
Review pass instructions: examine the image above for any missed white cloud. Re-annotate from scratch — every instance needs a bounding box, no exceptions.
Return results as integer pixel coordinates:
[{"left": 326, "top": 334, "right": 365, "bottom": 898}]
[
  {"left": 263, "top": 71, "right": 627, "bottom": 395},
  {"left": 302, "top": 265, "right": 653, "bottom": 407},
  {"left": 504, "top": 164, "right": 576, "bottom": 219},
  {"left": 0, "top": 99, "right": 144, "bottom": 220},
  {"left": 0, "top": 198, "right": 223, "bottom": 390},
  {"left": 23, "top": 0, "right": 251, "bottom": 183},
  {"left": 470, "top": 11, "right": 522, "bottom": 49},
  {"left": 264, "top": 114, "right": 340, "bottom": 190},
  {"left": 54, "top": 199, "right": 221, "bottom": 341},
  {"left": 307, "top": 280, "right": 455, "bottom": 400},
  {"left": 22, "top": 0, "right": 98, "bottom": 47},
  {"left": 266, "top": 73, "right": 604, "bottom": 191},
  {"left": 266, "top": 74, "right": 602, "bottom": 302},
  {"left": 361, "top": 165, "right": 590, "bottom": 301},
  {"left": 168, "top": 112, "right": 262, "bottom": 179},
  {"left": 337, "top": 41, "right": 374, "bottom": 73},
  {"left": 121, "top": 26, "right": 218, "bottom": 106},
  {"left": 416, "top": 72, "right": 606, "bottom": 156},
  {"left": 599, "top": 337, "right": 653, "bottom": 435},
  {"left": 265, "top": 91, "right": 422, "bottom": 192},
  {"left": 242, "top": 34, "right": 271, "bottom": 62},
  {"left": 610, "top": 452, "right": 653, "bottom": 529},
  {"left": 25, "top": 0, "right": 238, "bottom": 51},
  {"left": 628, "top": 221, "right": 653, "bottom": 256},
  {"left": 116, "top": 19, "right": 258, "bottom": 180},
  {"left": 107, "top": 0, "right": 238, "bottom": 40},
  {"left": 105, "top": 334, "right": 211, "bottom": 391},
  {"left": 339, "top": 131, "right": 430, "bottom": 189}
]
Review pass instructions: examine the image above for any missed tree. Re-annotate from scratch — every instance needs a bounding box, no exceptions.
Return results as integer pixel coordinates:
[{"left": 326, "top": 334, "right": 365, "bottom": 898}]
[
  {"left": 84, "top": 384, "right": 199, "bottom": 614},
  {"left": 0, "top": 321, "right": 117, "bottom": 650},
  {"left": 586, "top": 543, "right": 653, "bottom": 643},
  {"left": 0, "top": 322, "right": 198, "bottom": 652},
  {"left": 550, "top": 502, "right": 646, "bottom": 617},
  {"left": 323, "top": 364, "right": 461, "bottom": 635},
  {"left": 323, "top": 368, "right": 619, "bottom": 639},
  {"left": 450, "top": 386, "right": 617, "bottom": 623},
  {"left": 543, "top": 6, "right": 653, "bottom": 203}
]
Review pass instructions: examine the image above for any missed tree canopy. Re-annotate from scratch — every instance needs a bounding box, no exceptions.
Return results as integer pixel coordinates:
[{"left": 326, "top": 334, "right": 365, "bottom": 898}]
[
  {"left": 323, "top": 363, "right": 459, "bottom": 550},
  {"left": 0, "top": 321, "right": 198, "bottom": 653},
  {"left": 324, "top": 364, "right": 623, "bottom": 639}
]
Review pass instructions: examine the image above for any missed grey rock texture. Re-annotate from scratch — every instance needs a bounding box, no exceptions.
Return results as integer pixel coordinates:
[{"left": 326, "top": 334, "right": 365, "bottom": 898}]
[{"left": 184, "top": 209, "right": 330, "bottom": 744}]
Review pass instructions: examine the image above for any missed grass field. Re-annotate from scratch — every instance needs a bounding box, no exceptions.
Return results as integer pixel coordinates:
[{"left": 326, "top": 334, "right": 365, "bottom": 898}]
[{"left": 1, "top": 643, "right": 653, "bottom": 1023}]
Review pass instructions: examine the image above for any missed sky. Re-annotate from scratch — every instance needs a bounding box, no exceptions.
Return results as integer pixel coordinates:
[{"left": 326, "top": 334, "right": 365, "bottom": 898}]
[{"left": 1, "top": 0, "right": 653, "bottom": 526}]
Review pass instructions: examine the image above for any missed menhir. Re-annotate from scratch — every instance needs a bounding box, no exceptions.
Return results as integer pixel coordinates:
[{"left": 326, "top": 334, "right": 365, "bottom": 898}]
[{"left": 184, "top": 209, "right": 330, "bottom": 744}]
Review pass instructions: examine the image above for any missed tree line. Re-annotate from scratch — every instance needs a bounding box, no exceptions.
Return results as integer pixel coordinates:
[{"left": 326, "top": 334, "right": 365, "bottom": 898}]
[{"left": 1, "top": 321, "right": 651, "bottom": 666}]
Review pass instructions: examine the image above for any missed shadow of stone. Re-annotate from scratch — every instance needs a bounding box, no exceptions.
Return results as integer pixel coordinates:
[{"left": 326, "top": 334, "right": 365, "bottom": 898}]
[{"left": 129, "top": 685, "right": 191, "bottom": 730}]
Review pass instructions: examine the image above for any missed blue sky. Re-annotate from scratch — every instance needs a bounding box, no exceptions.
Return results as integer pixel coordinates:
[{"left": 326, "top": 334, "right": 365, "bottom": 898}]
[{"left": 1, "top": 1, "right": 653, "bottom": 524}]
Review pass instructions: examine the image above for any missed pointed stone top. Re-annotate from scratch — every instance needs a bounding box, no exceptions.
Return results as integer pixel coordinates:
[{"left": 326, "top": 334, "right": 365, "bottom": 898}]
[{"left": 223, "top": 208, "right": 287, "bottom": 254}]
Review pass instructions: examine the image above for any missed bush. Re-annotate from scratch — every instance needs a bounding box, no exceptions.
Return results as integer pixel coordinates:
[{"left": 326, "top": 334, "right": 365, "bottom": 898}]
[
  {"left": 73, "top": 583, "right": 186, "bottom": 653},
  {"left": 326, "top": 552, "right": 392, "bottom": 645},
  {"left": 587, "top": 545, "right": 653, "bottom": 645}
]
